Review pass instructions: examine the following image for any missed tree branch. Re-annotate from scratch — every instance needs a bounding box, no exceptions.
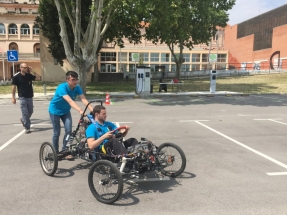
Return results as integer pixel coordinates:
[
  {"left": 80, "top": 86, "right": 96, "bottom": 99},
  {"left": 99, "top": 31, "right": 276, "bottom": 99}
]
[
  {"left": 100, "top": 5, "right": 114, "bottom": 36},
  {"left": 85, "top": 0, "right": 99, "bottom": 47},
  {"left": 74, "top": 0, "right": 81, "bottom": 56},
  {"left": 54, "top": 0, "right": 77, "bottom": 65},
  {"left": 63, "top": 0, "right": 75, "bottom": 34}
]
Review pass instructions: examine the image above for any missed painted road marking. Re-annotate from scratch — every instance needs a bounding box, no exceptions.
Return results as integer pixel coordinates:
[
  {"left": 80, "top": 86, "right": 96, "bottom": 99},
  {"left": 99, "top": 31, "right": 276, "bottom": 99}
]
[
  {"left": 266, "top": 172, "right": 287, "bottom": 176},
  {"left": 254, "top": 119, "right": 287, "bottom": 126},
  {"left": 0, "top": 125, "right": 35, "bottom": 152},
  {"left": 181, "top": 120, "right": 287, "bottom": 176},
  {"left": 179, "top": 120, "right": 209, "bottom": 122},
  {"left": 14, "top": 123, "right": 51, "bottom": 126},
  {"left": 5, "top": 122, "right": 133, "bottom": 152}
]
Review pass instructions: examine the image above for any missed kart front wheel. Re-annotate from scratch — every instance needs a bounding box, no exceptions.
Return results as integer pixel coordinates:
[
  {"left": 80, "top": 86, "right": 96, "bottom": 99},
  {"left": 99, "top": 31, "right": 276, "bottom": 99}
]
[
  {"left": 39, "top": 142, "right": 58, "bottom": 176},
  {"left": 158, "top": 142, "right": 186, "bottom": 177},
  {"left": 88, "top": 160, "right": 123, "bottom": 204}
]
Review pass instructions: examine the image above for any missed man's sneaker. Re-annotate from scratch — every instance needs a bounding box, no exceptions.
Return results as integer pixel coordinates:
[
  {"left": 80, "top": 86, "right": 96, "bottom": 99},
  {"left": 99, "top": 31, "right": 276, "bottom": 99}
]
[
  {"left": 25, "top": 129, "right": 31, "bottom": 134},
  {"left": 20, "top": 119, "right": 24, "bottom": 127}
]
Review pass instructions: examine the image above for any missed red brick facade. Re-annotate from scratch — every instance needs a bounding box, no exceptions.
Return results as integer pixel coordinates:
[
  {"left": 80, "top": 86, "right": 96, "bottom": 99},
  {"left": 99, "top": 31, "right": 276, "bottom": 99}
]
[{"left": 224, "top": 4, "right": 287, "bottom": 71}]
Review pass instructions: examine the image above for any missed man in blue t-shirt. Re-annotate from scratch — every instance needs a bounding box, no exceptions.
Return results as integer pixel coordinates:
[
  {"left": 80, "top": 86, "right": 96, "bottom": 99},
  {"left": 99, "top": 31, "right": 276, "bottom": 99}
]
[
  {"left": 85, "top": 105, "right": 138, "bottom": 155},
  {"left": 49, "top": 71, "right": 93, "bottom": 158}
]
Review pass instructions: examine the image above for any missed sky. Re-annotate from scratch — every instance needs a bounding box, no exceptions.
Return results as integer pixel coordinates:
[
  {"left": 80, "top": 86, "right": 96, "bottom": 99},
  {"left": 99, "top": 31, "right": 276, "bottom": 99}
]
[{"left": 227, "top": 0, "right": 287, "bottom": 26}]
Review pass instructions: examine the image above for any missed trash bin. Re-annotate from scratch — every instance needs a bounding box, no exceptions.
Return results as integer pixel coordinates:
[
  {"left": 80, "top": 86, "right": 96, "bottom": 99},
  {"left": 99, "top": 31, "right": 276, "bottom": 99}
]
[{"left": 150, "top": 84, "right": 153, "bottom": 93}]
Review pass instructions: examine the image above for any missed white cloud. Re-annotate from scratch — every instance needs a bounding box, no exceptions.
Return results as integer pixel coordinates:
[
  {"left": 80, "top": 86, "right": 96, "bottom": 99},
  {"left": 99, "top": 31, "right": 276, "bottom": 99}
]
[{"left": 227, "top": 0, "right": 287, "bottom": 25}]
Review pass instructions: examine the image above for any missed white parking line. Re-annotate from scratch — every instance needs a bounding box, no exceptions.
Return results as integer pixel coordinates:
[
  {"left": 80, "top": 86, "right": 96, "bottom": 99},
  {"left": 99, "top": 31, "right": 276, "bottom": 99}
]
[
  {"left": 254, "top": 119, "right": 287, "bottom": 126},
  {"left": 14, "top": 123, "right": 51, "bottom": 126},
  {"left": 179, "top": 120, "right": 209, "bottom": 122},
  {"left": 0, "top": 126, "right": 34, "bottom": 152},
  {"left": 267, "top": 172, "right": 287, "bottom": 176},
  {"left": 254, "top": 118, "right": 282, "bottom": 121},
  {"left": 2, "top": 122, "right": 133, "bottom": 152},
  {"left": 182, "top": 120, "right": 287, "bottom": 175}
]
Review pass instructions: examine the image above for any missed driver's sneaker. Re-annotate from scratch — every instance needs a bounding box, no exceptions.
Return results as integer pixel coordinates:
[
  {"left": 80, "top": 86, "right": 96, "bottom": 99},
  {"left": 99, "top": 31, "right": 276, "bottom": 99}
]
[{"left": 25, "top": 128, "right": 31, "bottom": 134}]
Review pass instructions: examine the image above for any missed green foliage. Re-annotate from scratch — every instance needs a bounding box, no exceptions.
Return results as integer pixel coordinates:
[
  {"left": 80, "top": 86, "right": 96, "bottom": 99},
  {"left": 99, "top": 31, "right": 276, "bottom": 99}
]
[
  {"left": 35, "top": 0, "right": 145, "bottom": 66},
  {"left": 143, "top": 0, "right": 235, "bottom": 78}
]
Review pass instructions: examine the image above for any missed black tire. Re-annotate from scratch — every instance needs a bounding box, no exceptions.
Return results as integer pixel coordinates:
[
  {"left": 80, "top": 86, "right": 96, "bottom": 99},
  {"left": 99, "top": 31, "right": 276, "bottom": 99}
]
[
  {"left": 88, "top": 160, "right": 123, "bottom": 204},
  {"left": 158, "top": 142, "right": 186, "bottom": 177},
  {"left": 39, "top": 142, "right": 58, "bottom": 176}
]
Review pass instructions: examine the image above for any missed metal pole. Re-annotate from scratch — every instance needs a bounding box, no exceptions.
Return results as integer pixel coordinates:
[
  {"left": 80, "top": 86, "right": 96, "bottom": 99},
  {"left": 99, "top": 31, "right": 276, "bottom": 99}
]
[
  {"left": 119, "top": 46, "right": 122, "bottom": 72},
  {"left": 2, "top": 59, "right": 5, "bottom": 81},
  {"left": 12, "top": 61, "right": 14, "bottom": 76},
  {"left": 208, "top": 38, "right": 212, "bottom": 70},
  {"left": 43, "top": 83, "right": 46, "bottom": 95}
]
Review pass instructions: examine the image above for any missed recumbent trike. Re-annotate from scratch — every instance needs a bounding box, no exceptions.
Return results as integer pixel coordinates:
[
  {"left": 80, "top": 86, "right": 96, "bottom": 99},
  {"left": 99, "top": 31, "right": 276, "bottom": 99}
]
[{"left": 39, "top": 100, "right": 186, "bottom": 204}]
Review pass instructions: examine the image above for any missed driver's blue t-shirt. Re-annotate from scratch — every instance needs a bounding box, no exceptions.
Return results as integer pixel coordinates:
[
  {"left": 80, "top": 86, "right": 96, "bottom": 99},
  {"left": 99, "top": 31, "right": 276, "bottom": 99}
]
[
  {"left": 85, "top": 121, "right": 117, "bottom": 150},
  {"left": 49, "top": 82, "right": 83, "bottom": 115}
]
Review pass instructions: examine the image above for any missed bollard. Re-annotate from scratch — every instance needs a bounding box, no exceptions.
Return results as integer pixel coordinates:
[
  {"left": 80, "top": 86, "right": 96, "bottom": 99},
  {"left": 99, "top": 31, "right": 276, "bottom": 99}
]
[{"left": 43, "top": 83, "right": 46, "bottom": 95}]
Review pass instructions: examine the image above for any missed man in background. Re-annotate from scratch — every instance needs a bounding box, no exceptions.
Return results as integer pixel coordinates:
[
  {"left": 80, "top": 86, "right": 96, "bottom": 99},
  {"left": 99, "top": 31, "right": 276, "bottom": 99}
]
[{"left": 12, "top": 63, "right": 36, "bottom": 134}]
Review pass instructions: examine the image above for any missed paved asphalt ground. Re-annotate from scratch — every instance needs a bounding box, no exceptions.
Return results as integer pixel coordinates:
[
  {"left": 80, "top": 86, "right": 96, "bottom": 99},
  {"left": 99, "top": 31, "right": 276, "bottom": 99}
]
[{"left": 1, "top": 94, "right": 287, "bottom": 215}]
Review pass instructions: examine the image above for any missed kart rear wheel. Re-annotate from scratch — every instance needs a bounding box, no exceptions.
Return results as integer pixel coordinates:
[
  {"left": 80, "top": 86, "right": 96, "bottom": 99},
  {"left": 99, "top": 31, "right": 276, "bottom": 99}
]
[
  {"left": 39, "top": 142, "right": 58, "bottom": 176},
  {"left": 158, "top": 142, "right": 186, "bottom": 177},
  {"left": 88, "top": 160, "right": 123, "bottom": 204}
]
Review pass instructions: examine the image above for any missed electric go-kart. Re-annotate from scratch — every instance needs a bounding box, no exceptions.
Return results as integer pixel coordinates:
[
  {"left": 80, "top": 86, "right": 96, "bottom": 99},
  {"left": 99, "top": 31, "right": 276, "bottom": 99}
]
[{"left": 39, "top": 100, "right": 186, "bottom": 204}]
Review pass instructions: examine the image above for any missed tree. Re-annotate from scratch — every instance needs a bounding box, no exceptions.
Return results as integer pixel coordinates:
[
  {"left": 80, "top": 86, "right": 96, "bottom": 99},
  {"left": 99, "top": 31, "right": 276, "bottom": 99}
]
[
  {"left": 143, "top": 0, "right": 235, "bottom": 80},
  {"left": 36, "top": 0, "right": 146, "bottom": 92}
]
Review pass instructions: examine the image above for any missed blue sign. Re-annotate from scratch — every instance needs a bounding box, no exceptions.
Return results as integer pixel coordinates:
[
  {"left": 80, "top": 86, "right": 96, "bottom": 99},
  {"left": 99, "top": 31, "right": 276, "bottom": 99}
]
[{"left": 7, "top": 50, "right": 18, "bottom": 62}]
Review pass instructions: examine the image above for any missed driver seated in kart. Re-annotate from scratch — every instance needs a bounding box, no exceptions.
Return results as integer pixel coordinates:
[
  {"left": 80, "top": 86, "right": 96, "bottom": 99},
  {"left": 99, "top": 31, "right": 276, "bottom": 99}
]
[{"left": 85, "top": 105, "right": 139, "bottom": 156}]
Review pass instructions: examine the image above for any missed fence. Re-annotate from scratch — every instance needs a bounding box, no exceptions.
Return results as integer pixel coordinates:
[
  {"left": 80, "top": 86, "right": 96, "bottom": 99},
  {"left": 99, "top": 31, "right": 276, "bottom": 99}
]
[{"left": 123, "top": 68, "right": 287, "bottom": 80}]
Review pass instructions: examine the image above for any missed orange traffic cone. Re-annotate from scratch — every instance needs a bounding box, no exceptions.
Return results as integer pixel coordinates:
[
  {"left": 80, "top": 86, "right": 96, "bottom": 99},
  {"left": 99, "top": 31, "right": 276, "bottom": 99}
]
[{"left": 105, "top": 91, "right": 111, "bottom": 105}]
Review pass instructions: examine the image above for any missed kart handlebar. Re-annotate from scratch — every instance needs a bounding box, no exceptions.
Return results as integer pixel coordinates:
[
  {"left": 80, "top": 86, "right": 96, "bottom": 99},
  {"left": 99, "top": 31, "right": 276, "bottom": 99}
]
[{"left": 112, "top": 126, "right": 127, "bottom": 133}]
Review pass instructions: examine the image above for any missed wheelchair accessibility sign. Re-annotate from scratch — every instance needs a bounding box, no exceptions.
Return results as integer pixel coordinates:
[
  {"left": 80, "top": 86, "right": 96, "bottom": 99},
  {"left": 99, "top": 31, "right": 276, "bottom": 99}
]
[{"left": 7, "top": 50, "right": 18, "bottom": 62}]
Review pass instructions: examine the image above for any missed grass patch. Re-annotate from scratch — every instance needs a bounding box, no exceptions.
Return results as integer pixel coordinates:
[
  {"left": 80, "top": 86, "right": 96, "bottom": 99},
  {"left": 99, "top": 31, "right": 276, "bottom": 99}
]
[{"left": 1, "top": 73, "right": 287, "bottom": 95}]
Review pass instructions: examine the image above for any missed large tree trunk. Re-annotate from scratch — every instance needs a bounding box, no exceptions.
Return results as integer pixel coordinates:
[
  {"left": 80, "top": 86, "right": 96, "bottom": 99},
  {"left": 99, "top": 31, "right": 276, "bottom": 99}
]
[
  {"left": 74, "top": 61, "right": 89, "bottom": 95},
  {"left": 93, "top": 61, "right": 100, "bottom": 83}
]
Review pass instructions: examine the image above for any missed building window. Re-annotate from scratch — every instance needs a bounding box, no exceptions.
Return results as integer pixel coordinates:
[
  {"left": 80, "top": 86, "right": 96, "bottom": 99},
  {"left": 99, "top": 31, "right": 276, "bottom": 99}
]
[
  {"left": 161, "top": 53, "right": 170, "bottom": 62},
  {"left": 182, "top": 54, "right": 190, "bottom": 62},
  {"left": 218, "top": 54, "right": 227, "bottom": 62},
  {"left": 171, "top": 64, "right": 176, "bottom": 71},
  {"left": 216, "top": 64, "right": 226, "bottom": 70},
  {"left": 0, "top": 23, "right": 5, "bottom": 34},
  {"left": 100, "top": 63, "right": 116, "bottom": 72},
  {"left": 192, "top": 64, "right": 200, "bottom": 71},
  {"left": 192, "top": 54, "right": 200, "bottom": 62},
  {"left": 202, "top": 54, "right": 208, "bottom": 62},
  {"left": 100, "top": 52, "right": 116, "bottom": 61},
  {"left": 141, "top": 52, "right": 149, "bottom": 61},
  {"left": 33, "top": 24, "right": 39, "bottom": 35},
  {"left": 161, "top": 64, "right": 169, "bottom": 72},
  {"left": 181, "top": 64, "right": 190, "bottom": 71},
  {"left": 171, "top": 54, "right": 179, "bottom": 62},
  {"left": 119, "top": 52, "right": 127, "bottom": 61},
  {"left": 9, "top": 42, "right": 18, "bottom": 51},
  {"left": 34, "top": 43, "right": 40, "bottom": 57},
  {"left": 129, "top": 64, "right": 136, "bottom": 72},
  {"left": 20, "top": 24, "right": 30, "bottom": 35},
  {"left": 150, "top": 53, "right": 159, "bottom": 62},
  {"left": 8, "top": 23, "right": 18, "bottom": 34},
  {"left": 150, "top": 64, "right": 160, "bottom": 72},
  {"left": 129, "top": 52, "right": 144, "bottom": 62}
]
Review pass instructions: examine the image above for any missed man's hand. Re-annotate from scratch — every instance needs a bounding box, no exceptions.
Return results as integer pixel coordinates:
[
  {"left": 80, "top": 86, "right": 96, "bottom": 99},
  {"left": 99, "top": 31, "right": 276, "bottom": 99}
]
[
  {"left": 121, "top": 125, "right": 130, "bottom": 133},
  {"left": 79, "top": 110, "right": 84, "bottom": 115},
  {"left": 103, "top": 131, "right": 113, "bottom": 139},
  {"left": 12, "top": 98, "right": 16, "bottom": 104},
  {"left": 120, "top": 125, "right": 130, "bottom": 137}
]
